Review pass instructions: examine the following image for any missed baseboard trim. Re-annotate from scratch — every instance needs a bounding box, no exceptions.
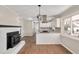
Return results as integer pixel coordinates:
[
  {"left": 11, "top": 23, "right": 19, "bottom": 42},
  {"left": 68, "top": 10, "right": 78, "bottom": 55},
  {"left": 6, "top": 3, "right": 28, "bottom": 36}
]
[{"left": 36, "top": 43, "right": 61, "bottom": 45}]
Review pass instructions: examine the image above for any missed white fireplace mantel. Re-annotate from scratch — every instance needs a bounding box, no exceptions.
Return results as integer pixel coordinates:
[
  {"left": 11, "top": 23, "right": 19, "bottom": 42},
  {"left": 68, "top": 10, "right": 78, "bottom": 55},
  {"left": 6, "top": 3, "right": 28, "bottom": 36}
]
[{"left": 0, "top": 27, "right": 25, "bottom": 54}]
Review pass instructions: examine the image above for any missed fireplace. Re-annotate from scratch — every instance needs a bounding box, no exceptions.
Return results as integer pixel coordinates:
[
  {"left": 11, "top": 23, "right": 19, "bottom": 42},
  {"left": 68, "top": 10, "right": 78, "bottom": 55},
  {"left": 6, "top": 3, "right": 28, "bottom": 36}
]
[{"left": 7, "top": 31, "right": 21, "bottom": 49}]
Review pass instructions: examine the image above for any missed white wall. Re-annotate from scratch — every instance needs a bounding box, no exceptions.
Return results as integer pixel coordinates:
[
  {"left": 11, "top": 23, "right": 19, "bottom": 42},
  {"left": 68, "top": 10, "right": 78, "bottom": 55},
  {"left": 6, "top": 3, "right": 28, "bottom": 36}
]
[
  {"left": 0, "top": 6, "right": 26, "bottom": 38},
  {"left": 60, "top": 6, "right": 79, "bottom": 54},
  {"left": 19, "top": 19, "right": 25, "bottom": 37},
  {"left": 51, "top": 18, "right": 61, "bottom": 28},
  {"left": 61, "top": 34, "right": 79, "bottom": 54},
  {"left": 0, "top": 6, "right": 20, "bottom": 26},
  {"left": 23, "top": 20, "right": 33, "bottom": 36},
  {"left": 56, "top": 18, "right": 61, "bottom": 27},
  {"left": 0, "top": 6, "right": 34, "bottom": 37},
  {"left": 51, "top": 19, "right": 56, "bottom": 27}
]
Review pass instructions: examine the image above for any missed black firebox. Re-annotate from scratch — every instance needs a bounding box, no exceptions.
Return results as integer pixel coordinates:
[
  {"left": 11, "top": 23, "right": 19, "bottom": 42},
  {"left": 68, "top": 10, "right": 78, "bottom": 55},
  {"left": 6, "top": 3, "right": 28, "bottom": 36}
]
[{"left": 7, "top": 31, "right": 21, "bottom": 49}]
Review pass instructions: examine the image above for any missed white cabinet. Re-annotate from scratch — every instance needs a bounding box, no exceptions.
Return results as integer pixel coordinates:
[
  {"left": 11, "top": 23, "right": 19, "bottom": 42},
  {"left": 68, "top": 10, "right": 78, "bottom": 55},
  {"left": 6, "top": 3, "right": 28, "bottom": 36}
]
[{"left": 36, "top": 33, "right": 60, "bottom": 44}]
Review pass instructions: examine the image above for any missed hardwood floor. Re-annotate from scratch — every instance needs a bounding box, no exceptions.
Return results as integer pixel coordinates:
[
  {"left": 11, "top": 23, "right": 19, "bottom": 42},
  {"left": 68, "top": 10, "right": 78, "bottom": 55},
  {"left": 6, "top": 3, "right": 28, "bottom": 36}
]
[{"left": 18, "top": 36, "right": 71, "bottom": 54}]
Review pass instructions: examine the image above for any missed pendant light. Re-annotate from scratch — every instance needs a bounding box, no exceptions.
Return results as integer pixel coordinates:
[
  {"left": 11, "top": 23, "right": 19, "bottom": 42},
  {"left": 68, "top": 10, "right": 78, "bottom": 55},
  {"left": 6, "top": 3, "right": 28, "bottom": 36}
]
[{"left": 37, "top": 5, "right": 41, "bottom": 19}]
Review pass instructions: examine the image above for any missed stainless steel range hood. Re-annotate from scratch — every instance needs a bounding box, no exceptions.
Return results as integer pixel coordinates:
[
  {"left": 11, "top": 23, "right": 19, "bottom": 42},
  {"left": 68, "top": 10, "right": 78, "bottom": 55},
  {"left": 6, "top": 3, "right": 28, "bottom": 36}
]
[{"left": 41, "top": 15, "right": 47, "bottom": 23}]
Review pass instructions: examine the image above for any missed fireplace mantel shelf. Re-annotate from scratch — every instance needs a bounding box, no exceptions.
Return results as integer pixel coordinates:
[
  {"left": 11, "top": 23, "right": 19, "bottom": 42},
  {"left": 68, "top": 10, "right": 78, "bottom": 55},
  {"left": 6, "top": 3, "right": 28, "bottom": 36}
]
[{"left": 0, "top": 25, "right": 21, "bottom": 27}]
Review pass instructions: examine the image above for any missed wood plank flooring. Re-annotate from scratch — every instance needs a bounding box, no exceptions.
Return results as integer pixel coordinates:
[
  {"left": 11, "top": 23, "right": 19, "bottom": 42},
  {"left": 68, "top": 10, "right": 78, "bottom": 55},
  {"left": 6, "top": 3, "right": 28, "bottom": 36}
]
[{"left": 18, "top": 36, "right": 71, "bottom": 54}]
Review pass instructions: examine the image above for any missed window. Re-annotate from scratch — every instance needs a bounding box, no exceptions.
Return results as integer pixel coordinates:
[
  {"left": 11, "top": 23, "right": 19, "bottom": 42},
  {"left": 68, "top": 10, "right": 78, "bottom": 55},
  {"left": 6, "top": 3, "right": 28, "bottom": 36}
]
[
  {"left": 64, "top": 14, "right": 79, "bottom": 37},
  {"left": 64, "top": 18, "right": 71, "bottom": 34},
  {"left": 72, "top": 14, "right": 79, "bottom": 36}
]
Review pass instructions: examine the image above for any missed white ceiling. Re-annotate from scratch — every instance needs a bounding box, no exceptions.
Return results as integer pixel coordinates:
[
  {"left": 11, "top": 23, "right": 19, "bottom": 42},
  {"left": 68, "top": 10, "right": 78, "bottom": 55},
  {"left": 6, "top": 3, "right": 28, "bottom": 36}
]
[{"left": 5, "top": 5, "right": 71, "bottom": 19}]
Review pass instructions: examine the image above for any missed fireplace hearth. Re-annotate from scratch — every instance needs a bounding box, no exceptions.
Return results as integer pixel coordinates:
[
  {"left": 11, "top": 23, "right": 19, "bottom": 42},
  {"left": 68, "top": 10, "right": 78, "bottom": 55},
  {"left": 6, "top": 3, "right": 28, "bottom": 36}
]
[{"left": 7, "top": 31, "right": 21, "bottom": 49}]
